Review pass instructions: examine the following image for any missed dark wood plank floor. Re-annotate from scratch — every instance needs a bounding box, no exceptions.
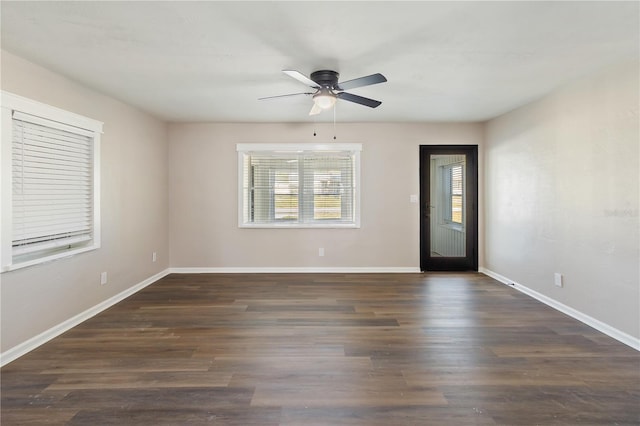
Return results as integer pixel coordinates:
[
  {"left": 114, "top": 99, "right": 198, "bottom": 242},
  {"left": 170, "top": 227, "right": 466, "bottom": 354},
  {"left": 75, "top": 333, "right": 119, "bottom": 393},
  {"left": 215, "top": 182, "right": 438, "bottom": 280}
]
[{"left": 2, "top": 273, "right": 639, "bottom": 425}]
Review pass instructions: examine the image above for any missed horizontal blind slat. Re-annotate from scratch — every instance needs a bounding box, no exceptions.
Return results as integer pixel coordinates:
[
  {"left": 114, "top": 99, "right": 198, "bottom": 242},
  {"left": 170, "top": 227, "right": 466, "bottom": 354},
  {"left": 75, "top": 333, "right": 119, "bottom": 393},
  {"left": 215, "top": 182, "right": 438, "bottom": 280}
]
[
  {"left": 16, "top": 122, "right": 92, "bottom": 143},
  {"left": 13, "top": 235, "right": 92, "bottom": 256},
  {"left": 13, "top": 146, "right": 90, "bottom": 163},
  {"left": 13, "top": 223, "right": 92, "bottom": 242},
  {"left": 14, "top": 132, "right": 91, "bottom": 154}
]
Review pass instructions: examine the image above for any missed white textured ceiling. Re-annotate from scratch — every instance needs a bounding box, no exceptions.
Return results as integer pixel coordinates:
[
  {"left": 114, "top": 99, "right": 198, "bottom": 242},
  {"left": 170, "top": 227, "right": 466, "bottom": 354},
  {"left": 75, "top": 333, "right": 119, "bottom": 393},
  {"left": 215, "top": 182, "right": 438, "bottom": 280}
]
[{"left": 1, "top": 1, "right": 638, "bottom": 122}]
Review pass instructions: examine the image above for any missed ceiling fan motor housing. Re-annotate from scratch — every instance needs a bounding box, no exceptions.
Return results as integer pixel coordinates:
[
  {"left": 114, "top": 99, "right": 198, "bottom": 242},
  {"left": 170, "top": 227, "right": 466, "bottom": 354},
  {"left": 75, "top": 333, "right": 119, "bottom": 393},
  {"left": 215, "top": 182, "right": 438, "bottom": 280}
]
[{"left": 310, "top": 70, "right": 340, "bottom": 89}]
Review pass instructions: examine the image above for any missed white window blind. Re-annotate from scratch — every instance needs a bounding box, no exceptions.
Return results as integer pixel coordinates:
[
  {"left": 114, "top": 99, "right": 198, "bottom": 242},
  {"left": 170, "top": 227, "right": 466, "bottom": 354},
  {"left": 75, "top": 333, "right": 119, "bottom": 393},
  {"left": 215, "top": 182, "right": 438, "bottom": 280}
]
[
  {"left": 12, "top": 113, "right": 94, "bottom": 256},
  {"left": 1, "top": 92, "right": 102, "bottom": 271},
  {"left": 237, "top": 144, "right": 361, "bottom": 228}
]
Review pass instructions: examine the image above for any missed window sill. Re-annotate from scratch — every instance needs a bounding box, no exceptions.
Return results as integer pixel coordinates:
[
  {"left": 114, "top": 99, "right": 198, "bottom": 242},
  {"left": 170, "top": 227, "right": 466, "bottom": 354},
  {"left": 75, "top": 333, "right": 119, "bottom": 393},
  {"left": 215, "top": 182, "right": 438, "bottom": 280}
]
[
  {"left": 2, "top": 244, "right": 99, "bottom": 273},
  {"left": 239, "top": 222, "right": 360, "bottom": 229}
]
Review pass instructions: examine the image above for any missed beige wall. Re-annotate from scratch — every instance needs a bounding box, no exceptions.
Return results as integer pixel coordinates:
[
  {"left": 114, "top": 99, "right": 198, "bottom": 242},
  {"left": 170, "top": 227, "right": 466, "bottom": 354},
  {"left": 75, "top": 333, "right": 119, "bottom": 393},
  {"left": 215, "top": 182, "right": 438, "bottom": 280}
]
[
  {"left": 168, "top": 122, "right": 483, "bottom": 269},
  {"left": 484, "top": 60, "right": 640, "bottom": 339},
  {"left": 0, "top": 51, "right": 170, "bottom": 352}
]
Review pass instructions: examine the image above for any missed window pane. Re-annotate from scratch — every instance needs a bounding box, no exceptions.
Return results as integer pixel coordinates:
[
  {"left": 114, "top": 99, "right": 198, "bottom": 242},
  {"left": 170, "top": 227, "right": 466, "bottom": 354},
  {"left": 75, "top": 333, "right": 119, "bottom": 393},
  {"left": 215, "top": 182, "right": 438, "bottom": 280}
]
[
  {"left": 274, "top": 170, "right": 299, "bottom": 220},
  {"left": 451, "top": 194, "right": 463, "bottom": 224},
  {"left": 314, "top": 170, "right": 342, "bottom": 219},
  {"left": 430, "top": 154, "right": 465, "bottom": 258}
]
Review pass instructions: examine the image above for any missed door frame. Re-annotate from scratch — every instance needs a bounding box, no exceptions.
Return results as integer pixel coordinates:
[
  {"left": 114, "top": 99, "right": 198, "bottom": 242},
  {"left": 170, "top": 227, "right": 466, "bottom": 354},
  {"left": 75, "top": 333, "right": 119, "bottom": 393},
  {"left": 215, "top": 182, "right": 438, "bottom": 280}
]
[{"left": 420, "top": 145, "right": 478, "bottom": 271}]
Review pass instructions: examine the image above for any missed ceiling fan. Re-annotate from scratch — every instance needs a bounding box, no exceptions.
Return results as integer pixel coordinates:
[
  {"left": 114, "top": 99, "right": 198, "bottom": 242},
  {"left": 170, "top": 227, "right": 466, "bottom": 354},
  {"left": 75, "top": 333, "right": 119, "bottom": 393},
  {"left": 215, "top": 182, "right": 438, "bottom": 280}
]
[{"left": 259, "top": 69, "right": 387, "bottom": 115}]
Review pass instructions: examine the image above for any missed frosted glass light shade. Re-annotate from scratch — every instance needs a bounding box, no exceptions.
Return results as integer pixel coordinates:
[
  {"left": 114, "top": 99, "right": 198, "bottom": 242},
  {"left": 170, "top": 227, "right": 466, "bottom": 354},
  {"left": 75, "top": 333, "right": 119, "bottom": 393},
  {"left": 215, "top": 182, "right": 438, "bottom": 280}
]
[{"left": 313, "top": 89, "right": 337, "bottom": 110}]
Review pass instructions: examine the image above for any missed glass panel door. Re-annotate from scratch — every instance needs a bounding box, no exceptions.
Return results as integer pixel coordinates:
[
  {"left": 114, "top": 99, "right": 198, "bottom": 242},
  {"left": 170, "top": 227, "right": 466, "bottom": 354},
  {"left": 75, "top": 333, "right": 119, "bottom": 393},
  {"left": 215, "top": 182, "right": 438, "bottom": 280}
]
[{"left": 420, "top": 146, "right": 478, "bottom": 271}]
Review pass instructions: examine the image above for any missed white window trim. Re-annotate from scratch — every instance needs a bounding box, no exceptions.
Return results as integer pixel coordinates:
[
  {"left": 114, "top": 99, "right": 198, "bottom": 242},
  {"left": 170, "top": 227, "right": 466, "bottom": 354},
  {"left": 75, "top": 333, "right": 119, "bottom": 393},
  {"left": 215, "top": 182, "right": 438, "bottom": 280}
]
[
  {"left": 237, "top": 143, "right": 362, "bottom": 229},
  {"left": 1, "top": 91, "right": 103, "bottom": 272}
]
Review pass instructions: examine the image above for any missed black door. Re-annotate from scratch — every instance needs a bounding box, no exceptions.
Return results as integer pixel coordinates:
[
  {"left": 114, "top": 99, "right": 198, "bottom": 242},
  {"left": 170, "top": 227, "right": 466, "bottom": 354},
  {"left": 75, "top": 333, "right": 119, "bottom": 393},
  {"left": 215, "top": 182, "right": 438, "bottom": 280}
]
[{"left": 420, "top": 145, "right": 478, "bottom": 271}]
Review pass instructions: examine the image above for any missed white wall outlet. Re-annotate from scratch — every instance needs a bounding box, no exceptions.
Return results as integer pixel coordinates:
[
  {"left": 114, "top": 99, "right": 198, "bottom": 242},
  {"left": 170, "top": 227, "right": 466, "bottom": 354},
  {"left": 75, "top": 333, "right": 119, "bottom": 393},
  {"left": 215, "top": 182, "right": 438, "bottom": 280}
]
[
  {"left": 152, "top": 252, "right": 157, "bottom": 262},
  {"left": 554, "top": 273, "right": 563, "bottom": 288},
  {"left": 319, "top": 247, "right": 325, "bottom": 257},
  {"left": 100, "top": 271, "right": 108, "bottom": 285},
  {"left": 410, "top": 194, "right": 419, "bottom": 203}
]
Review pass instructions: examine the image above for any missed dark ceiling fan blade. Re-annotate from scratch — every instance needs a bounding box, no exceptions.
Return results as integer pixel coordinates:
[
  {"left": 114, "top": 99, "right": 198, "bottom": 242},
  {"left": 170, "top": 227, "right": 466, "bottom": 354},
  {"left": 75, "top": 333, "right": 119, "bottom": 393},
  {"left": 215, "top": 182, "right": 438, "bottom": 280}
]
[
  {"left": 258, "top": 92, "right": 314, "bottom": 100},
  {"left": 282, "top": 70, "right": 320, "bottom": 88},
  {"left": 336, "top": 92, "right": 382, "bottom": 108},
  {"left": 337, "top": 73, "right": 387, "bottom": 91}
]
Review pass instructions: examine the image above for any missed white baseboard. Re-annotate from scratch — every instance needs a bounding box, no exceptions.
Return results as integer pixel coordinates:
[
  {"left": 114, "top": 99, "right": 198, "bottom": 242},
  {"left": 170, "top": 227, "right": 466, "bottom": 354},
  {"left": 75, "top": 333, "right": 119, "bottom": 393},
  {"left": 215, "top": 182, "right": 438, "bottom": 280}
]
[
  {"left": 169, "top": 267, "right": 422, "bottom": 274},
  {"left": 479, "top": 267, "right": 640, "bottom": 351},
  {"left": 0, "top": 268, "right": 171, "bottom": 367}
]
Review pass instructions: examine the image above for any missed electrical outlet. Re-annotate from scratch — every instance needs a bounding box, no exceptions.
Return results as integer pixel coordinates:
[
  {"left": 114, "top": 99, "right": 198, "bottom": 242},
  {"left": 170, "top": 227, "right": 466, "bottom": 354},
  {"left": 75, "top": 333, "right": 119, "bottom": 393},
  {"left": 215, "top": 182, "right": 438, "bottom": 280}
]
[
  {"left": 319, "top": 247, "right": 325, "bottom": 257},
  {"left": 554, "top": 273, "right": 563, "bottom": 288},
  {"left": 152, "top": 252, "right": 157, "bottom": 262},
  {"left": 100, "top": 271, "right": 108, "bottom": 285}
]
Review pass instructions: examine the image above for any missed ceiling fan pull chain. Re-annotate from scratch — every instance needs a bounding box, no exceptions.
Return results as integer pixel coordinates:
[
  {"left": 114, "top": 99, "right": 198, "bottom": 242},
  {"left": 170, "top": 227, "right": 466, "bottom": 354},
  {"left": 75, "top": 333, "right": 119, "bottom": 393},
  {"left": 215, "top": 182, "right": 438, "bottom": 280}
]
[{"left": 313, "top": 112, "right": 317, "bottom": 137}]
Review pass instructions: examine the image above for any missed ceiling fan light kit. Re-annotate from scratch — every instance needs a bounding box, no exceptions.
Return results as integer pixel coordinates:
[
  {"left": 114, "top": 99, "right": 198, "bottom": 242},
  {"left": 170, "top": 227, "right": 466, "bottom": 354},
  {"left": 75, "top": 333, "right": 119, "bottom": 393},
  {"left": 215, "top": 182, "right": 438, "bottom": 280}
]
[
  {"left": 260, "top": 69, "right": 387, "bottom": 116},
  {"left": 312, "top": 87, "right": 337, "bottom": 110}
]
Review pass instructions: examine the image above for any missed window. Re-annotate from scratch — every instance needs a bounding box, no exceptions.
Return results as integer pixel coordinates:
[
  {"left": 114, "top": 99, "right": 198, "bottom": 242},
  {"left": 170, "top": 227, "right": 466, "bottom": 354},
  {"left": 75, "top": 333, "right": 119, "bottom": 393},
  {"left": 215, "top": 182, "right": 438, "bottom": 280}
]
[
  {"left": 237, "top": 144, "right": 361, "bottom": 228},
  {"left": 443, "top": 163, "right": 464, "bottom": 225},
  {"left": 1, "top": 92, "right": 103, "bottom": 271}
]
